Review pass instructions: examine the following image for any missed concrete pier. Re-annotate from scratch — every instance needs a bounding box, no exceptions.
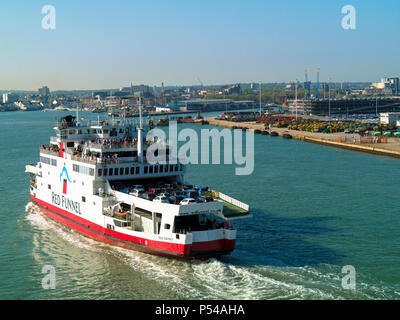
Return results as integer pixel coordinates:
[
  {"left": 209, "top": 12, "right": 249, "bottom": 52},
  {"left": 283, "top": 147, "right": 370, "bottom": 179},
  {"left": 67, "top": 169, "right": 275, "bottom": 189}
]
[{"left": 204, "top": 116, "right": 400, "bottom": 159}]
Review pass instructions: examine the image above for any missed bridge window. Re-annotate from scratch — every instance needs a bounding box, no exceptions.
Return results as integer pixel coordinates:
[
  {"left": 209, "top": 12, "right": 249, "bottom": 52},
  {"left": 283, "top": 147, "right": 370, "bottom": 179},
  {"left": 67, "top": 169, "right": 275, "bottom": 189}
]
[
  {"left": 149, "top": 166, "right": 153, "bottom": 174},
  {"left": 144, "top": 166, "right": 148, "bottom": 174},
  {"left": 98, "top": 169, "right": 102, "bottom": 176},
  {"left": 130, "top": 167, "right": 134, "bottom": 175},
  {"left": 136, "top": 167, "right": 139, "bottom": 174},
  {"left": 114, "top": 168, "right": 118, "bottom": 176},
  {"left": 125, "top": 167, "right": 129, "bottom": 175},
  {"left": 154, "top": 166, "right": 159, "bottom": 173},
  {"left": 120, "top": 168, "right": 123, "bottom": 175},
  {"left": 103, "top": 169, "right": 107, "bottom": 176},
  {"left": 109, "top": 168, "right": 113, "bottom": 176}
]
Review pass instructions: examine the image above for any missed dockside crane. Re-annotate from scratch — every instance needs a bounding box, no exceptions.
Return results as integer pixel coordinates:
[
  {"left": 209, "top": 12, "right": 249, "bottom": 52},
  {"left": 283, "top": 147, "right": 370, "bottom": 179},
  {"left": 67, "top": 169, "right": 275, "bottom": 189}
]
[
  {"left": 315, "top": 67, "right": 320, "bottom": 99},
  {"left": 304, "top": 68, "right": 311, "bottom": 99}
]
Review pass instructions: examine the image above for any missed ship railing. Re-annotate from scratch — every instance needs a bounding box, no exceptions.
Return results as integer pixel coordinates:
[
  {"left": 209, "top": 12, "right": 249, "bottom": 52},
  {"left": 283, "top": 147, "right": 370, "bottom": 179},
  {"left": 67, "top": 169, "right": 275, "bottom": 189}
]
[
  {"left": 97, "top": 157, "right": 138, "bottom": 164},
  {"left": 87, "top": 141, "right": 141, "bottom": 150},
  {"left": 40, "top": 147, "right": 59, "bottom": 157},
  {"left": 216, "top": 191, "right": 249, "bottom": 211},
  {"left": 65, "top": 149, "right": 97, "bottom": 165}
]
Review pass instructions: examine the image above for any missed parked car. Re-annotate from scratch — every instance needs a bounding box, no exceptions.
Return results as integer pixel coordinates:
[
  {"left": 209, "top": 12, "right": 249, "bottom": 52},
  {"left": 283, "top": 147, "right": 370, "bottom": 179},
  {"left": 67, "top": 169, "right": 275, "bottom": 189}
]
[
  {"left": 180, "top": 198, "right": 197, "bottom": 205},
  {"left": 183, "top": 190, "right": 199, "bottom": 198},
  {"left": 158, "top": 192, "right": 170, "bottom": 198},
  {"left": 130, "top": 189, "right": 144, "bottom": 197},
  {"left": 196, "top": 197, "right": 207, "bottom": 203},
  {"left": 198, "top": 187, "right": 209, "bottom": 194},
  {"left": 168, "top": 195, "right": 184, "bottom": 204},
  {"left": 141, "top": 192, "right": 156, "bottom": 201},
  {"left": 153, "top": 196, "right": 169, "bottom": 203},
  {"left": 132, "top": 185, "right": 145, "bottom": 192},
  {"left": 173, "top": 191, "right": 185, "bottom": 197},
  {"left": 148, "top": 187, "right": 161, "bottom": 194}
]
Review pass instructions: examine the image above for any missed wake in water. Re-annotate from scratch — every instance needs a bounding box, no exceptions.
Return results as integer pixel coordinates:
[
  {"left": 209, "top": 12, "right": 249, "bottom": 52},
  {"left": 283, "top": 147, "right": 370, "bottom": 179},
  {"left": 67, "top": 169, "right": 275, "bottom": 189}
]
[{"left": 24, "top": 202, "right": 398, "bottom": 300}]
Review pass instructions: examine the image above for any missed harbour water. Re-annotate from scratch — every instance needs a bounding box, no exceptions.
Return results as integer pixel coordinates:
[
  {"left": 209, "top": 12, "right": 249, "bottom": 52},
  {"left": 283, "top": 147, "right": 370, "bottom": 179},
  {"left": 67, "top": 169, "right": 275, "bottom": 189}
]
[{"left": 1, "top": 110, "right": 400, "bottom": 299}]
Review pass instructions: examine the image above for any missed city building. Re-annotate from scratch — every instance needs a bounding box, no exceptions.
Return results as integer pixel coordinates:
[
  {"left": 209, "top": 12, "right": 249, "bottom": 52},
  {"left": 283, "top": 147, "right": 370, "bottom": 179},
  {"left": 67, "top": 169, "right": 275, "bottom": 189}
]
[
  {"left": 155, "top": 106, "right": 173, "bottom": 113},
  {"left": 288, "top": 97, "right": 400, "bottom": 116},
  {"left": 363, "top": 77, "right": 399, "bottom": 95},
  {"left": 176, "top": 99, "right": 253, "bottom": 112},
  {"left": 380, "top": 112, "right": 400, "bottom": 125},
  {"left": 38, "top": 86, "right": 50, "bottom": 97},
  {"left": 120, "top": 84, "right": 151, "bottom": 97},
  {"left": 285, "top": 82, "right": 296, "bottom": 91},
  {"left": 2, "top": 92, "right": 18, "bottom": 104},
  {"left": 222, "top": 84, "right": 241, "bottom": 95},
  {"left": 2, "top": 93, "right": 8, "bottom": 104}
]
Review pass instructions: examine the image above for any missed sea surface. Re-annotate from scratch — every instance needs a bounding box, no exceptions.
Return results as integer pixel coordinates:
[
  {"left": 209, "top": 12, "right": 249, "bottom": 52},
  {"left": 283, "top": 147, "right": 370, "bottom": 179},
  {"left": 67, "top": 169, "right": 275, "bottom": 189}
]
[{"left": 0, "top": 110, "right": 399, "bottom": 299}]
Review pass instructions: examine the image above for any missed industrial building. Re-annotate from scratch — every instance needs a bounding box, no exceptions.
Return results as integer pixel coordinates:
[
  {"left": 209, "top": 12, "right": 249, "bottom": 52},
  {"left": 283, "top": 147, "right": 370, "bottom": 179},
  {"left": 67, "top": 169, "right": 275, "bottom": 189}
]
[
  {"left": 38, "top": 86, "right": 50, "bottom": 97},
  {"left": 287, "top": 97, "right": 400, "bottom": 116},
  {"left": 363, "top": 77, "right": 399, "bottom": 95},
  {"left": 380, "top": 112, "right": 400, "bottom": 125},
  {"left": 170, "top": 99, "right": 254, "bottom": 112}
]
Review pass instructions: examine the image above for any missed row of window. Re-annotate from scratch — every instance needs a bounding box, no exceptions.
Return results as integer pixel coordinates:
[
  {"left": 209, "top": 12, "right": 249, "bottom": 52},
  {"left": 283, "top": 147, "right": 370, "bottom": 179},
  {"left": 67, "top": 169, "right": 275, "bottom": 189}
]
[
  {"left": 63, "top": 127, "right": 128, "bottom": 136},
  {"left": 40, "top": 156, "right": 57, "bottom": 167},
  {"left": 98, "top": 164, "right": 183, "bottom": 177},
  {"left": 73, "top": 164, "right": 95, "bottom": 176}
]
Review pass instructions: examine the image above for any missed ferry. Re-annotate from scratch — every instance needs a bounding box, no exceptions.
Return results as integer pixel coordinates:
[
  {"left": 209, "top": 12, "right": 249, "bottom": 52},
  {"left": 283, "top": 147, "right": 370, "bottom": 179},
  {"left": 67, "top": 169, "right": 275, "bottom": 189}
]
[{"left": 26, "top": 110, "right": 250, "bottom": 259}]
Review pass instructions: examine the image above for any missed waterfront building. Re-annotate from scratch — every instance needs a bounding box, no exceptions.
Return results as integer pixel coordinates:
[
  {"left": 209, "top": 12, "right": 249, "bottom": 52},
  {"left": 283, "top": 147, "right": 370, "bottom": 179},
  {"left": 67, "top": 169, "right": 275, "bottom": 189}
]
[
  {"left": 363, "top": 77, "right": 399, "bottom": 96},
  {"left": 380, "top": 112, "right": 400, "bottom": 125},
  {"left": 287, "top": 97, "right": 400, "bottom": 116},
  {"left": 38, "top": 86, "right": 50, "bottom": 97},
  {"left": 2, "top": 93, "right": 8, "bottom": 104},
  {"left": 155, "top": 106, "right": 173, "bottom": 113},
  {"left": 177, "top": 99, "right": 254, "bottom": 112}
]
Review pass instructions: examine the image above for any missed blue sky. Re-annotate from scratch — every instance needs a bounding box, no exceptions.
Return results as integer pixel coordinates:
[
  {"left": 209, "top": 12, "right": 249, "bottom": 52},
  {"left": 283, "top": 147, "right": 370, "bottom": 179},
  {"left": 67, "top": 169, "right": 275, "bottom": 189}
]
[{"left": 0, "top": 0, "right": 399, "bottom": 90}]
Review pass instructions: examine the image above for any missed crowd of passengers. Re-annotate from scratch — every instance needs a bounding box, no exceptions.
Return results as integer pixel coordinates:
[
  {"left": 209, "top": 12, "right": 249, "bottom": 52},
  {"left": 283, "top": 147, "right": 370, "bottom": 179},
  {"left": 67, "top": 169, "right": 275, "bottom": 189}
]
[
  {"left": 89, "top": 137, "right": 153, "bottom": 148},
  {"left": 91, "top": 138, "right": 138, "bottom": 147},
  {"left": 40, "top": 145, "right": 59, "bottom": 153}
]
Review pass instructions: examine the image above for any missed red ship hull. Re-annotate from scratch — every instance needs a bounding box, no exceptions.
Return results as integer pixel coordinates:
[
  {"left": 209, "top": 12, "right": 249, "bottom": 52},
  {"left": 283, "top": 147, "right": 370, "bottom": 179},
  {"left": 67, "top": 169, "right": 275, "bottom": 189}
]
[{"left": 30, "top": 195, "right": 235, "bottom": 260}]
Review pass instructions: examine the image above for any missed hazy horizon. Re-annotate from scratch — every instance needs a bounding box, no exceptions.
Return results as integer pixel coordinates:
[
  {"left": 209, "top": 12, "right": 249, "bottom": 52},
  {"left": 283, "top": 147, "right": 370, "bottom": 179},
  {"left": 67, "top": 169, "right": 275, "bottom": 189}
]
[{"left": 1, "top": 0, "right": 399, "bottom": 90}]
